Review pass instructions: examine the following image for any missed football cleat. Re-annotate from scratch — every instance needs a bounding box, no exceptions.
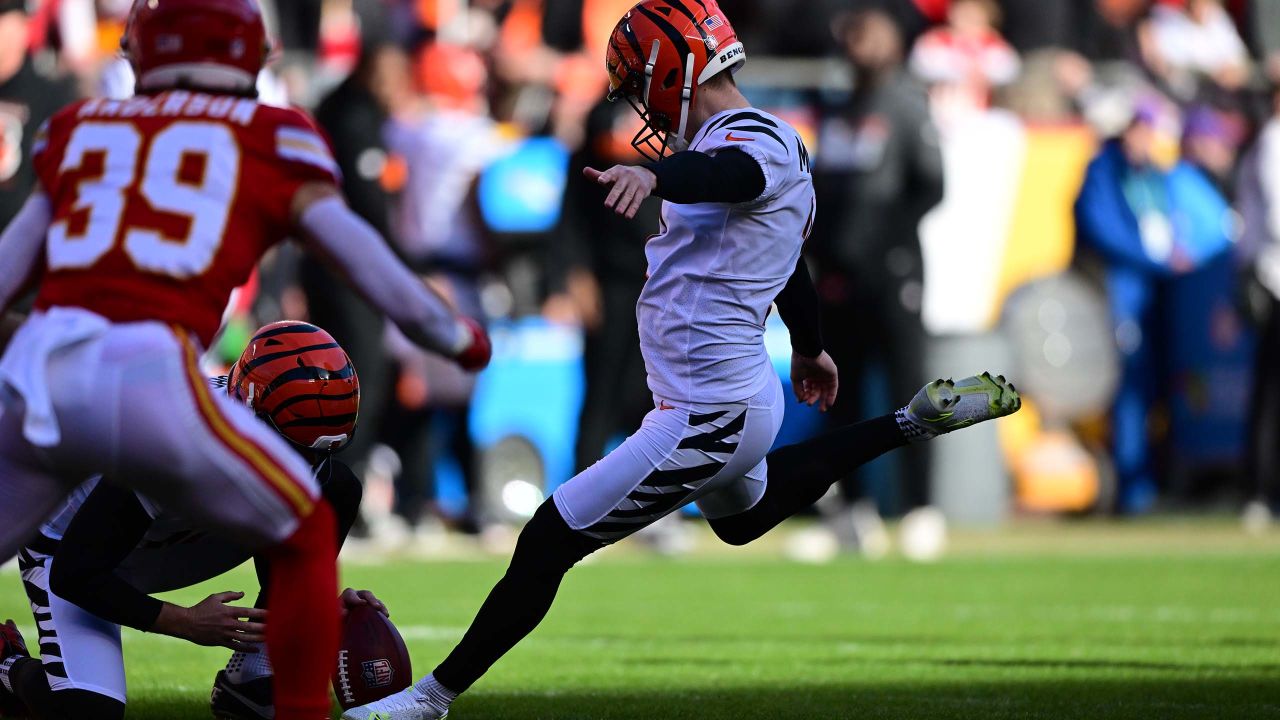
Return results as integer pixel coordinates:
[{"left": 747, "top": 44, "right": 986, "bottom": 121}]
[
  {"left": 0, "top": 620, "right": 30, "bottom": 718},
  {"left": 340, "top": 687, "right": 447, "bottom": 720},
  {"left": 901, "top": 372, "right": 1021, "bottom": 439},
  {"left": 210, "top": 669, "right": 274, "bottom": 720}
]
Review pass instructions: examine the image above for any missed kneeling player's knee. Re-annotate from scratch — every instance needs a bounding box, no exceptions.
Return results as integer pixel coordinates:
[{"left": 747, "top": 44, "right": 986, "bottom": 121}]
[
  {"left": 707, "top": 517, "right": 757, "bottom": 547},
  {"left": 48, "top": 689, "right": 124, "bottom": 720}
]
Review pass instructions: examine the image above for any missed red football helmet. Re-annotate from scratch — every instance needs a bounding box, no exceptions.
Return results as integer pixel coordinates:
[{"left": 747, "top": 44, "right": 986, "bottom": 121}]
[
  {"left": 227, "top": 321, "right": 361, "bottom": 452},
  {"left": 605, "top": 0, "right": 745, "bottom": 160},
  {"left": 122, "top": 0, "right": 270, "bottom": 95}
]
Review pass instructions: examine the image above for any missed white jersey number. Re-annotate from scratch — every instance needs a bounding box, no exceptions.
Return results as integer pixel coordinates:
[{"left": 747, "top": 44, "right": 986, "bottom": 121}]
[{"left": 47, "top": 121, "right": 241, "bottom": 278}]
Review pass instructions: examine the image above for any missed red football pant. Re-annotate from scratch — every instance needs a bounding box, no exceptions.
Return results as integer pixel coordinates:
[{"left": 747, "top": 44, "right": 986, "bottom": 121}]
[{"left": 266, "top": 500, "right": 339, "bottom": 719}]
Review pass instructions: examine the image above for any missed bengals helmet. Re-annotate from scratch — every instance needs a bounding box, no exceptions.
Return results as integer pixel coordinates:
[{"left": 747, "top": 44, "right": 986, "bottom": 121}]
[
  {"left": 123, "top": 0, "right": 270, "bottom": 95},
  {"left": 227, "top": 321, "right": 360, "bottom": 452},
  {"left": 605, "top": 0, "right": 745, "bottom": 160}
]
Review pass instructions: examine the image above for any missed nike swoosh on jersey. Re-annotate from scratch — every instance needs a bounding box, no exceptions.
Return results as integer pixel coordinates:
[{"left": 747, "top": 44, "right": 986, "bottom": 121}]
[{"left": 724, "top": 132, "right": 755, "bottom": 142}]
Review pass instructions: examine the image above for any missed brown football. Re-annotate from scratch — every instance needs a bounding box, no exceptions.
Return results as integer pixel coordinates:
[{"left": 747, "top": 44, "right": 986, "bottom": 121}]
[{"left": 333, "top": 604, "right": 413, "bottom": 709}]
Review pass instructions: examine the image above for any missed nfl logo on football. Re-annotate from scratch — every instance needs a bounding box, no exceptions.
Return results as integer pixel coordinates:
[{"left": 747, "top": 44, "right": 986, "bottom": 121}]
[{"left": 362, "top": 659, "right": 395, "bottom": 689}]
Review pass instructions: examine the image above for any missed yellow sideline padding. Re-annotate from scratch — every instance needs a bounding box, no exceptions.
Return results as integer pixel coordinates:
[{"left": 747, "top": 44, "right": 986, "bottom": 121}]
[{"left": 992, "top": 124, "right": 1096, "bottom": 321}]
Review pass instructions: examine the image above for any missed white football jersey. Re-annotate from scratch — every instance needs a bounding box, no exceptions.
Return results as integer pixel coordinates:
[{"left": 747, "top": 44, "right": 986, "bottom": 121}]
[{"left": 638, "top": 107, "right": 815, "bottom": 404}]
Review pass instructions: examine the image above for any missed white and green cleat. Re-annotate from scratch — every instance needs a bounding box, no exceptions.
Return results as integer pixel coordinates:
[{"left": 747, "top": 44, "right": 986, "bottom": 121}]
[
  {"left": 340, "top": 688, "right": 447, "bottom": 720},
  {"left": 899, "top": 372, "right": 1021, "bottom": 441}
]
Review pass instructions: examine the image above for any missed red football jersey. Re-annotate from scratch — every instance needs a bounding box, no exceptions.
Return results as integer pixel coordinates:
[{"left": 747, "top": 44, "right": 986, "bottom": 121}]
[{"left": 31, "top": 91, "right": 340, "bottom": 346}]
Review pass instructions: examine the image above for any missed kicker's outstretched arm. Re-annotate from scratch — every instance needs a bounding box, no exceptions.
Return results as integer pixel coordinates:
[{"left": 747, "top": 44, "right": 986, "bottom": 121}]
[{"left": 584, "top": 147, "right": 766, "bottom": 218}]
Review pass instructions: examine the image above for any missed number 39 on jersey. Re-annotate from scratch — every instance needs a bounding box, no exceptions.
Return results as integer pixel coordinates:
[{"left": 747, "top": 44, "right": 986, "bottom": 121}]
[
  {"left": 48, "top": 121, "right": 239, "bottom": 278},
  {"left": 31, "top": 91, "right": 340, "bottom": 346}
]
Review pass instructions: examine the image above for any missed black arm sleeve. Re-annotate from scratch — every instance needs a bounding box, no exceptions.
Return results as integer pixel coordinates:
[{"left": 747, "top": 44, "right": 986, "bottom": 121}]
[
  {"left": 774, "top": 259, "right": 824, "bottom": 358},
  {"left": 48, "top": 484, "right": 163, "bottom": 632},
  {"left": 646, "top": 148, "right": 766, "bottom": 204}
]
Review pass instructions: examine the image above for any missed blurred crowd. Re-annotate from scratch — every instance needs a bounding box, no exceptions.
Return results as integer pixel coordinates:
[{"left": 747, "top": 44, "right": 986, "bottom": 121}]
[{"left": 4, "top": 0, "right": 1280, "bottom": 544}]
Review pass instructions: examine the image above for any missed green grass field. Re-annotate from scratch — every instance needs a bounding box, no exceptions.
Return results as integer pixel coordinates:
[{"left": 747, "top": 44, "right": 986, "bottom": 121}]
[{"left": 2, "top": 519, "right": 1278, "bottom": 719}]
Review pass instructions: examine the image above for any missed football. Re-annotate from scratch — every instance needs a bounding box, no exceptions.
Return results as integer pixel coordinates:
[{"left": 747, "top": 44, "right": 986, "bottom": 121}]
[{"left": 333, "top": 604, "right": 413, "bottom": 710}]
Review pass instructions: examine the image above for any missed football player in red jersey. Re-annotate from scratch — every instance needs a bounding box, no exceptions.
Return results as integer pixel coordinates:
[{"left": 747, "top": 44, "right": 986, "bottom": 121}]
[
  {"left": 0, "top": 322, "right": 385, "bottom": 720},
  {"left": 0, "top": 1, "right": 490, "bottom": 718}
]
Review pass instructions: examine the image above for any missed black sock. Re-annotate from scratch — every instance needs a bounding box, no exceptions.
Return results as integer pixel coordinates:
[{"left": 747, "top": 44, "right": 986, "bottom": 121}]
[
  {"left": 11, "top": 657, "right": 124, "bottom": 720},
  {"left": 433, "top": 500, "right": 603, "bottom": 693},
  {"left": 709, "top": 413, "right": 906, "bottom": 545}
]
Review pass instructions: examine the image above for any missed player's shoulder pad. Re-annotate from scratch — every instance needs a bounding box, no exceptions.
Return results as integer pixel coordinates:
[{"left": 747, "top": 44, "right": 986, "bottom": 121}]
[
  {"left": 32, "top": 99, "right": 102, "bottom": 177},
  {"left": 696, "top": 108, "right": 806, "bottom": 203},
  {"left": 259, "top": 104, "right": 341, "bottom": 180},
  {"left": 33, "top": 99, "right": 96, "bottom": 156},
  {"left": 697, "top": 109, "right": 795, "bottom": 161}
]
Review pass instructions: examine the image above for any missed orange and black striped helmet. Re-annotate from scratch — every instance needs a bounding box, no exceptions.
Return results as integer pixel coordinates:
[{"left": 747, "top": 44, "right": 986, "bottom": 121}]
[
  {"left": 605, "top": 0, "right": 745, "bottom": 160},
  {"left": 227, "top": 321, "right": 360, "bottom": 453}
]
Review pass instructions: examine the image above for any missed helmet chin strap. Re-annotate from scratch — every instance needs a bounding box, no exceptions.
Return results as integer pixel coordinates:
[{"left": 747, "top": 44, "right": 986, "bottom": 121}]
[{"left": 676, "top": 52, "right": 695, "bottom": 143}]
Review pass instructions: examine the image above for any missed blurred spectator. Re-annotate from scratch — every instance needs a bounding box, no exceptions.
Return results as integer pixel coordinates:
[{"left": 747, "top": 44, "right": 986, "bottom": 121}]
[
  {"left": 811, "top": 9, "right": 944, "bottom": 531},
  {"left": 26, "top": 0, "right": 99, "bottom": 75},
  {"left": 909, "top": 0, "right": 1019, "bottom": 115},
  {"left": 269, "top": 0, "right": 321, "bottom": 54},
  {"left": 380, "top": 42, "right": 503, "bottom": 531},
  {"left": 545, "top": 97, "right": 657, "bottom": 475},
  {"left": 300, "top": 43, "right": 410, "bottom": 480},
  {"left": 1180, "top": 104, "right": 1243, "bottom": 195},
  {"left": 0, "top": 0, "right": 75, "bottom": 231},
  {"left": 717, "top": 0, "right": 844, "bottom": 57},
  {"left": 1236, "top": 87, "right": 1280, "bottom": 513},
  {"left": 996, "top": 0, "right": 1080, "bottom": 54},
  {"left": 1247, "top": 0, "right": 1280, "bottom": 83},
  {"left": 1074, "top": 105, "right": 1235, "bottom": 513},
  {"left": 1141, "top": 0, "right": 1250, "bottom": 98},
  {"left": 1076, "top": 0, "right": 1149, "bottom": 63}
]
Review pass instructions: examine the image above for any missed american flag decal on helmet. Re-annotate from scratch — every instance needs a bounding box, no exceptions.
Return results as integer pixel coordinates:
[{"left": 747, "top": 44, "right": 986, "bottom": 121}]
[{"left": 704, "top": 15, "right": 723, "bottom": 29}]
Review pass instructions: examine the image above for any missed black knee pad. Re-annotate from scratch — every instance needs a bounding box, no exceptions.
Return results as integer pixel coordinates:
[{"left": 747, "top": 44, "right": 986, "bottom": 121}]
[
  {"left": 706, "top": 515, "right": 756, "bottom": 547},
  {"left": 48, "top": 689, "right": 125, "bottom": 720}
]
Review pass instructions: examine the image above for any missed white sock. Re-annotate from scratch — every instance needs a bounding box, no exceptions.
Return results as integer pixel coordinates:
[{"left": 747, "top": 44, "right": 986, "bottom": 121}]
[
  {"left": 414, "top": 674, "right": 458, "bottom": 712},
  {"left": 225, "top": 643, "right": 272, "bottom": 683},
  {"left": 0, "top": 656, "right": 19, "bottom": 694}
]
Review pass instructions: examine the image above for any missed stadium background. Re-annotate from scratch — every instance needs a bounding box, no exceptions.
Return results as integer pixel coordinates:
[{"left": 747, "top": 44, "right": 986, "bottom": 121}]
[{"left": 1, "top": 1, "right": 1278, "bottom": 718}]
